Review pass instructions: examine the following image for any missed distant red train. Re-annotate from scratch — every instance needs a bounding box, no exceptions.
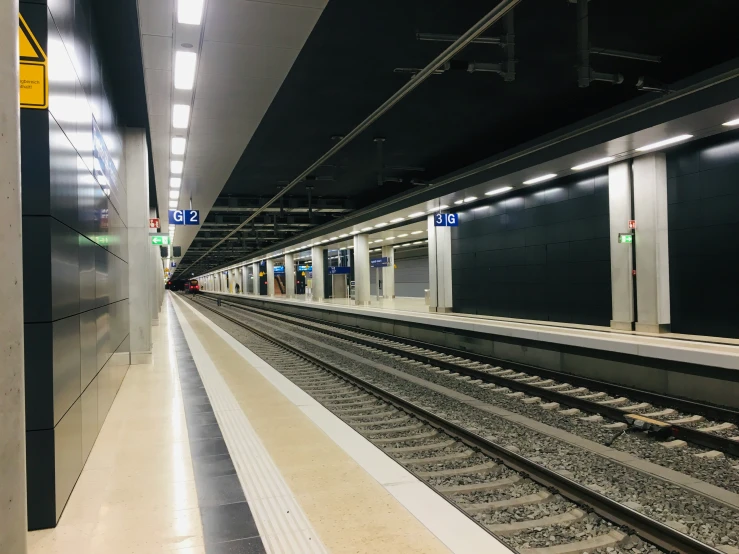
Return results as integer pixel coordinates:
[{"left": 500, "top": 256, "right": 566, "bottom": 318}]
[{"left": 184, "top": 279, "right": 200, "bottom": 293}]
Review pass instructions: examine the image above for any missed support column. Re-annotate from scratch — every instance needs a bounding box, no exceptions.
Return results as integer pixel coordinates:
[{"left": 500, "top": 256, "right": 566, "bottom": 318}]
[
  {"left": 428, "top": 215, "right": 453, "bottom": 312},
  {"left": 353, "top": 234, "right": 370, "bottom": 305},
  {"left": 251, "top": 262, "right": 259, "bottom": 295},
  {"left": 0, "top": 0, "right": 28, "bottom": 547},
  {"left": 285, "top": 253, "right": 295, "bottom": 298},
  {"left": 266, "top": 259, "right": 275, "bottom": 296},
  {"left": 311, "top": 247, "right": 325, "bottom": 301},
  {"left": 241, "top": 266, "right": 247, "bottom": 294},
  {"left": 381, "top": 245, "right": 395, "bottom": 299},
  {"left": 633, "top": 153, "right": 671, "bottom": 333},
  {"left": 126, "top": 129, "right": 152, "bottom": 364},
  {"left": 608, "top": 161, "right": 635, "bottom": 330}
]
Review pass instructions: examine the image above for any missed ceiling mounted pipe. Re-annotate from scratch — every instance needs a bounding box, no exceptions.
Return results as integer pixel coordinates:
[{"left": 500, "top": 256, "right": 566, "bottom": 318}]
[{"left": 181, "top": 0, "right": 522, "bottom": 275}]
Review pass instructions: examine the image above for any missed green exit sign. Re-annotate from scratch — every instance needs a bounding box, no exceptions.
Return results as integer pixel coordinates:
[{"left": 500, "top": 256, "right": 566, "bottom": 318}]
[
  {"left": 618, "top": 233, "right": 633, "bottom": 244},
  {"left": 151, "top": 236, "right": 170, "bottom": 245}
]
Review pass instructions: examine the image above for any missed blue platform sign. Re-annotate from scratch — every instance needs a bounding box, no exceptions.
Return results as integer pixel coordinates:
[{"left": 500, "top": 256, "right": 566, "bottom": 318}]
[
  {"left": 434, "top": 213, "right": 458, "bottom": 227},
  {"left": 274, "top": 265, "right": 285, "bottom": 274},
  {"left": 168, "top": 209, "right": 201, "bottom": 225},
  {"left": 298, "top": 265, "right": 312, "bottom": 272},
  {"left": 328, "top": 266, "right": 351, "bottom": 275},
  {"left": 370, "top": 257, "right": 389, "bottom": 268},
  {"left": 171, "top": 262, "right": 177, "bottom": 268}
]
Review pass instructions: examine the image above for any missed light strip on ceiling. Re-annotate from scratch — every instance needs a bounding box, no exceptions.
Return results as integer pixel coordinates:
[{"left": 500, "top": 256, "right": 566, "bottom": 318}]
[
  {"left": 170, "top": 177, "right": 181, "bottom": 188},
  {"left": 485, "top": 186, "right": 512, "bottom": 196},
  {"left": 523, "top": 173, "right": 557, "bottom": 185},
  {"left": 174, "top": 51, "right": 197, "bottom": 90},
  {"left": 722, "top": 118, "right": 739, "bottom": 127},
  {"left": 636, "top": 134, "right": 693, "bottom": 152},
  {"left": 169, "top": 190, "right": 179, "bottom": 200},
  {"left": 172, "top": 137, "right": 186, "bottom": 155},
  {"left": 177, "top": 0, "right": 204, "bottom": 24},
  {"left": 172, "top": 104, "right": 191, "bottom": 129},
  {"left": 571, "top": 156, "right": 615, "bottom": 171},
  {"left": 171, "top": 160, "right": 183, "bottom": 174}
]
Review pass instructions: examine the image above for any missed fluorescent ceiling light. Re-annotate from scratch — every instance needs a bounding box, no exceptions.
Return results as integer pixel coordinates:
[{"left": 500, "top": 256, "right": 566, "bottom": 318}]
[
  {"left": 339, "top": 233, "right": 348, "bottom": 238},
  {"left": 170, "top": 177, "right": 181, "bottom": 188},
  {"left": 412, "top": 241, "right": 423, "bottom": 245},
  {"left": 172, "top": 104, "right": 191, "bottom": 129},
  {"left": 427, "top": 204, "right": 449, "bottom": 212},
  {"left": 386, "top": 236, "right": 395, "bottom": 240},
  {"left": 172, "top": 137, "right": 186, "bottom": 155},
  {"left": 375, "top": 238, "right": 384, "bottom": 242},
  {"left": 361, "top": 227, "right": 372, "bottom": 232},
  {"left": 722, "top": 118, "right": 739, "bottom": 127},
  {"left": 178, "top": 0, "right": 204, "bottom": 24},
  {"left": 411, "top": 230, "right": 422, "bottom": 235},
  {"left": 454, "top": 199, "right": 464, "bottom": 205},
  {"left": 636, "top": 134, "right": 693, "bottom": 152},
  {"left": 320, "top": 239, "right": 329, "bottom": 243},
  {"left": 174, "top": 51, "right": 197, "bottom": 90},
  {"left": 571, "top": 156, "right": 615, "bottom": 171},
  {"left": 350, "top": 230, "right": 360, "bottom": 235},
  {"left": 390, "top": 217, "right": 405, "bottom": 223},
  {"left": 463, "top": 196, "right": 477, "bottom": 203},
  {"left": 408, "top": 211, "right": 425, "bottom": 218},
  {"left": 398, "top": 233, "right": 408, "bottom": 237},
  {"left": 374, "top": 222, "right": 388, "bottom": 228},
  {"left": 169, "top": 190, "right": 179, "bottom": 200},
  {"left": 523, "top": 173, "right": 557, "bottom": 185},
  {"left": 171, "top": 160, "right": 183, "bottom": 174},
  {"left": 169, "top": 200, "right": 177, "bottom": 208},
  {"left": 486, "top": 186, "right": 512, "bottom": 196}
]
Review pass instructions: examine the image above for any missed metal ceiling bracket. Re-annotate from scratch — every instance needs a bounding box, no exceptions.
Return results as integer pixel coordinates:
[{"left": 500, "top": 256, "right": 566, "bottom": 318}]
[{"left": 576, "top": 0, "right": 622, "bottom": 87}]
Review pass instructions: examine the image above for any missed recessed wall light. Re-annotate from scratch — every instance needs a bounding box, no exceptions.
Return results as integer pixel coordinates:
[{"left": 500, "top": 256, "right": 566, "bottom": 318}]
[
  {"left": 398, "top": 233, "right": 408, "bottom": 237},
  {"left": 390, "top": 218, "right": 405, "bottom": 223},
  {"left": 523, "top": 173, "right": 557, "bottom": 185},
  {"left": 169, "top": 190, "right": 179, "bottom": 200},
  {"left": 571, "top": 157, "right": 615, "bottom": 171},
  {"left": 339, "top": 234, "right": 348, "bottom": 238},
  {"left": 485, "top": 186, "right": 513, "bottom": 196},
  {"left": 330, "top": 236, "right": 338, "bottom": 240},
  {"left": 454, "top": 199, "right": 464, "bottom": 205},
  {"left": 172, "top": 104, "right": 191, "bottom": 129},
  {"left": 172, "top": 137, "right": 186, "bottom": 155},
  {"left": 463, "top": 196, "right": 477, "bottom": 203},
  {"left": 722, "top": 118, "right": 739, "bottom": 127},
  {"left": 171, "top": 160, "right": 183, "bottom": 174},
  {"left": 408, "top": 212, "right": 425, "bottom": 218},
  {"left": 320, "top": 239, "right": 329, "bottom": 243},
  {"left": 375, "top": 238, "right": 384, "bottom": 242},
  {"left": 169, "top": 200, "right": 177, "bottom": 208},
  {"left": 411, "top": 230, "right": 422, "bottom": 235},
  {"left": 374, "top": 222, "right": 388, "bottom": 228},
  {"left": 174, "top": 51, "right": 197, "bottom": 90},
  {"left": 386, "top": 236, "right": 395, "bottom": 240},
  {"left": 361, "top": 227, "right": 372, "bottom": 232},
  {"left": 636, "top": 134, "right": 693, "bottom": 152}
]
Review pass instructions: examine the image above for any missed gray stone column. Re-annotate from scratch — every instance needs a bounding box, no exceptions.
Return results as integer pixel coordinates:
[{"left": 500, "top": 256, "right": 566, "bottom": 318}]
[
  {"left": 311, "top": 246, "right": 325, "bottom": 301},
  {"left": 353, "top": 235, "right": 370, "bottom": 305},
  {"left": 0, "top": 0, "right": 28, "bottom": 548},
  {"left": 633, "top": 153, "right": 671, "bottom": 333},
  {"left": 252, "top": 262, "right": 259, "bottom": 295},
  {"left": 381, "top": 245, "right": 395, "bottom": 299},
  {"left": 126, "top": 129, "right": 152, "bottom": 364},
  {"left": 266, "top": 259, "right": 275, "bottom": 296},
  {"left": 428, "top": 215, "right": 453, "bottom": 312},
  {"left": 608, "top": 161, "right": 635, "bottom": 330},
  {"left": 285, "top": 253, "right": 295, "bottom": 298},
  {"left": 240, "top": 266, "right": 247, "bottom": 294}
]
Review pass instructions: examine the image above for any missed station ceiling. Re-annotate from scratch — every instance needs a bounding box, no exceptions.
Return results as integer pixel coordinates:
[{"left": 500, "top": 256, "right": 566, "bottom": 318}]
[{"left": 125, "top": 0, "right": 739, "bottom": 279}]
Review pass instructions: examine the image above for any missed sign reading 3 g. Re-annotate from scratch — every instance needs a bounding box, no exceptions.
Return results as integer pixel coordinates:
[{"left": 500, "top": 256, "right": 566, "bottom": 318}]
[{"left": 168, "top": 209, "right": 200, "bottom": 225}]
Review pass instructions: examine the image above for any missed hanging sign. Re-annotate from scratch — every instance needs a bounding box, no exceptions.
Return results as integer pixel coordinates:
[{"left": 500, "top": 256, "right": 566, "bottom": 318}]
[
  {"left": 328, "top": 266, "right": 351, "bottom": 275},
  {"left": 370, "top": 257, "right": 389, "bottom": 268},
  {"left": 169, "top": 209, "right": 200, "bottom": 225},
  {"left": 19, "top": 14, "right": 48, "bottom": 109}
]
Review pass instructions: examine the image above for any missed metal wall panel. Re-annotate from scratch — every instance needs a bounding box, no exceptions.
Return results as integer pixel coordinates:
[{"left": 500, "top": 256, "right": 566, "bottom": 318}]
[
  {"left": 81, "top": 377, "right": 97, "bottom": 463},
  {"left": 79, "top": 236, "right": 96, "bottom": 312},
  {"left": 79, "top": 310, "right": 97, "bottom": 390},
  {"left": 22, "top": 218, "right": 52, "bottom": 323},
  {"left": 94, "top": 246, "right": 109, "bottom": 307},
  {"left": 24, "top": 322, "right": 54, "bottom": 431},
  {"left": 53, "top": 398, "right": 82, "bottom": 521},
  {"left": 95, "top": 304, "right": 110, "bottom": 372},
  {"left": 50, "top": 219, "right": 80, "bottom": 320},
  {"left": 52, "top": 315, "right": 81, "bottom": 425},
  {"left": 48, "top": 115, "right": 79, "bottom": 230},
  {"left": 25, "top": 428, "right": 56, "bottom": 530}
]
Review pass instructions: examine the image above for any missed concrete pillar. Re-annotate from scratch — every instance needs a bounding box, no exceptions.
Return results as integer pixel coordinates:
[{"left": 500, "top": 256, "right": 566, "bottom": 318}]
[
  {"left": 241, "top": 266, "right": 247, "bottom": 294},
  {"left": 266, "top": 259, "right": 275, "bottom": 296},
  {"left": 252, "top": 262, "right": 259, "bottom": 295},
  {"left": 608, "top": 161, "right": 635, "bottom": 330},
  {"left": 0, "top": 0, "right": 28, "bottom": 548},
  {"left": 285, "top": 253, "right": 295, "bottom": 298},
  {"left": 633, "top": 153, "right": 671, "bottom": 333},
  {"left": 311, "top": 246, "right": 325, "bottom": 301},
  {"left": 353, "top": 235, "right": 370, "bottom": 305},
  {"left": 381, "top": 245, "right": 395, "bottom": 299},
  {"left": 150, "top": 248, "right": 160, "bottom": 326},
  {"left": 125, "top": 129, "right": 152, "bottom": 364},
  {"left": 428, "top": 215, "right": 453, "bottom": 312}
]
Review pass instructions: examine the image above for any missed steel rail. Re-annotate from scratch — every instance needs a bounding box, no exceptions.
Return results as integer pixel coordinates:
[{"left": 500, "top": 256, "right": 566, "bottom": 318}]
[
  {"left": 179, "top": 0, "right": 522, "bottom": 276},
  {"left": 191, "top": 295, "right": 722, "bottom": 554},
  {"left": 201, "top": 293, "right": 739, "bottom": 457}
]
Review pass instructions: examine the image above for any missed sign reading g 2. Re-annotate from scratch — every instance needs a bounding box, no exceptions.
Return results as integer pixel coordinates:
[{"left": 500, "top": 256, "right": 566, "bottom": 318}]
[{"left": 168, "top": 209, "right": 200, "bottom": 225}]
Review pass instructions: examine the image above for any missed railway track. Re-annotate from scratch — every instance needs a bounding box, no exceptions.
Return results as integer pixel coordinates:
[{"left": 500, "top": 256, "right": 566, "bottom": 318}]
[
  {"left": 184, "top": 294, "right": 737, "bottom": 554},
  {"left": 199, "top": 293, "right": 739, "bottom": 459}
]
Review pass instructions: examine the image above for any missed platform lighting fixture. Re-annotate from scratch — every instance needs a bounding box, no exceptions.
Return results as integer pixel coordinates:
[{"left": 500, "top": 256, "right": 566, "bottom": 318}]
[
  {"left": 485, "top": 186, "right": 513, "bottom": 196},
  {"left": 722, "top": 118, "right": 739, "bottom": 127},
  {"left": 411, "top": 230, "right": 422, "bottom": 235},
  {"left": 390, "top": 217, "right": 405, "bottom": 223},
  {"left": 398, "top": 233, "right": 408, "bottom": 237},
  {"left": 375, "top": 238, "right": 384, "bottom": 242},
  {"left": 330, "top": 236, "right": 338, "bottom": 240},
  {"left": 172, "top": 104, "right": 191, "bottom": 129},
  {"left": 408, "top": 211, "right": 425, "bottom": 218},
  {"left": 636, "top": 134, "right": 693, "bottom": 152},
  {"left": 320, "top": 239, "right": 329, "bottom": 243},
  {"left": 374, "top": 222, "right": 388, "bottom": 228},
  {"left": 170, "top": 177, "right": 181, "bottom": 189},
  {"left": 171, "top": 137, "right": 186, "bottom": 155},
  {"left": 174, "top": 51, "right": 197, "bottom": 90},
  {"left": 427, "top": 205, "right": 449, "bottom": 212},
  {"left": 463, "top": 196, "right": 477, "bottom": 203},
  {"left": 171, "top": 160, "right": 183, "bottom": 174},
  {"left": 178, "top": 0, "right": 204, "bottom": 24},
  {"left": 339, "top": 233, "right": 349, "bottom": 238},
  {"left": 386, "top": 236, "right": 395, "bottom": 240},
  {"left": 169, "top": 190, "right": 179, "bottom": 200},
  {"left": 169, "top": 200, "right": 177, "bottom": 208},
  {"left": 453, "top": 199, "right": 464, "bottom": 205},
  {"left": 523, "top": 173, "right": 557, "bottom": 185},
  {"left": 361, "top": 227, "right": 372, "bottom": 232},
  {"left": 571, "top": 156, "right": 615, "bottom": 171},
  {"left": 412, "top": 241, "right": 423, "bottom": 245}
]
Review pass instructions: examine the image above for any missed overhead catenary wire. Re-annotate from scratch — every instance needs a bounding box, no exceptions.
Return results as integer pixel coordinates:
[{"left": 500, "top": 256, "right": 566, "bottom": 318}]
[{"left": 179, "top": 0, "right": 522, "bottom": 276}]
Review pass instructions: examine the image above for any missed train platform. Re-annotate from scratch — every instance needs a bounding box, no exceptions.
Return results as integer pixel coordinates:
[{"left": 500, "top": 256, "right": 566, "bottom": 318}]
[{"left": 27, "top": 293, "right": 509, "bottom": 554}]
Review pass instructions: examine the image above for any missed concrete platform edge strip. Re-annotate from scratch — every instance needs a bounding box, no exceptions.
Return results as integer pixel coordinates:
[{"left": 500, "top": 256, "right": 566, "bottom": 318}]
[
  {"left": 171, "top": 297, "right": 328, "bottom": 554},
  {"left": 176, "top": 294, "right": 513, "bottom": 554}
]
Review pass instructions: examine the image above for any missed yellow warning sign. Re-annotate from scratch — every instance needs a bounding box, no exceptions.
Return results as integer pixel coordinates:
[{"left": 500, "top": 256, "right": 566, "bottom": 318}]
[{"left": 19, "top": 13, "right": 48, "bottom": 109}]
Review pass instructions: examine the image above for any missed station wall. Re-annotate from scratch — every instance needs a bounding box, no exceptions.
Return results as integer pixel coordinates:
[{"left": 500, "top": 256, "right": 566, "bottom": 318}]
[
  {"left": 20, "top": 0, "right": 130, "bottom": 529},
  {"left": 451, "top": 172, "right": 611, "bottom": 325},
  {"left": 667, "top": 130, "right": 739, "bottom": 338}
]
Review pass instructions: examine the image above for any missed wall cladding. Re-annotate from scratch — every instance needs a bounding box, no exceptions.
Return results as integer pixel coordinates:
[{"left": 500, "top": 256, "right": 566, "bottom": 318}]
[
  {"left": 21, "top": 0, "right": 130, "bottom": 529},
  {"left": 370, "top": 248, "right": 429, "bottom": 298},
  {"left": 451, "top": 173, "right": 611, "bottom": 325},
  {"left": 667, "top": 130, "right": 739, "bottom": 338}
]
